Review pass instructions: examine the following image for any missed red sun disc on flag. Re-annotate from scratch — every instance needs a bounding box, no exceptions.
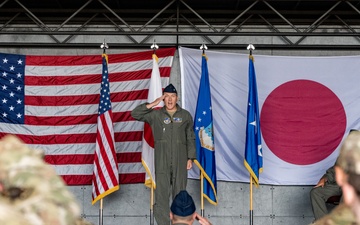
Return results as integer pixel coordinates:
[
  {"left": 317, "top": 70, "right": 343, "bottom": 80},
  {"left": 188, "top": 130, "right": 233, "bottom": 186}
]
[{"left": 260, "top": 80, "right": 346, "bottom": 165}]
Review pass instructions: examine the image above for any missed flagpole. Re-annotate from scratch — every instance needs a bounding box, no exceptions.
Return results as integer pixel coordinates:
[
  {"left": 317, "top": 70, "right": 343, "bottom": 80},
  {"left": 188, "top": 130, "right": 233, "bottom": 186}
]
[
  {"left": 98, "top": 40, "right": 109, "bottom": 225},
  {"left": 99, "top": 199, "right": 104, "bottom": 225},
  {"left": 246, "top": 43, "right": 256, "bottom": 225},
  {"left": 200, "top": 172, "right": 205, "bottom": 217},
  {"left": 149, "top": 40, "right": 158, "bottom": 225},
  {"left": 250, "top": 176, "right": 253, "bottom": 225},
  {"left": 199, "top": 43, "right": 208, "bottom": 218},
  {"left": 150, "top": 186, "right": 154, "bottom": 225}
]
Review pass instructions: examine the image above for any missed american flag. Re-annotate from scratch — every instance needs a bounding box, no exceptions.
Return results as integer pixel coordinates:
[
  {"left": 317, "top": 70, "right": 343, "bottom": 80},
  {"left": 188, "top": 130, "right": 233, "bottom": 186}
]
[
  {"left": 91, "top": 53, "right": 119, "bottom": 204},
  {"left": 0, "top": 48, "right": 176, "bottom": 185}
]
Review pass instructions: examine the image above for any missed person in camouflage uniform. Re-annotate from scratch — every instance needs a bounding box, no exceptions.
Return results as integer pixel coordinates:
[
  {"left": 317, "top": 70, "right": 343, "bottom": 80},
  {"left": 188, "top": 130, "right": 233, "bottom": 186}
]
[
  {"left": 0, "top": 135, "right": 93, "bottom": 225},
  {"left": 312, "top": 130, "right": 360, "bottom": 225},
  {"left": 0, "top": 200, "right": 32, "bottom": 225}
]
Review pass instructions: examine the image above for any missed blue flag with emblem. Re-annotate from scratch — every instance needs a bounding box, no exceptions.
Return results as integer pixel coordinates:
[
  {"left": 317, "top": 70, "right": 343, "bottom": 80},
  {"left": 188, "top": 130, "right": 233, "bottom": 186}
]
[
  {"left": 193, "top": 54, "right": 217, "bottom": 205},
  {"left": 244, "top": 55, "right": 263, "bottom": 186}
]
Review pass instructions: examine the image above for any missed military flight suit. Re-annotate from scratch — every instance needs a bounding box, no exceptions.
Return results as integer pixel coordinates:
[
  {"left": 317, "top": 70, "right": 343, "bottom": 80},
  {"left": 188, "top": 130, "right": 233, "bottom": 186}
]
[
  {"left": 310, "top": 165, "right": 342, "bottom": 220},
  {"left": 132, "top": 103, "right": 196, "bottom": 225}
]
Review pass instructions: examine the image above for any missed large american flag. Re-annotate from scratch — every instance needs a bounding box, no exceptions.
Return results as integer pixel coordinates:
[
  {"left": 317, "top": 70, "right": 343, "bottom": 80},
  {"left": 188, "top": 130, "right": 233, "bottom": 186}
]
[{"left": 0, "top": 48, "right": 176, "bottom": 185}]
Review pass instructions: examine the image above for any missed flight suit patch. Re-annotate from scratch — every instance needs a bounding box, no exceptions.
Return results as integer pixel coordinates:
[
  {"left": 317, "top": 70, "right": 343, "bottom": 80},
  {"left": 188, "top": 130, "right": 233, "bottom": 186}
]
[
  {"left": 164, "top": 117, "right": 171, "bottom": 124},
  {"left": 173, "top": 117, "right": 182, "bottom": 123}
]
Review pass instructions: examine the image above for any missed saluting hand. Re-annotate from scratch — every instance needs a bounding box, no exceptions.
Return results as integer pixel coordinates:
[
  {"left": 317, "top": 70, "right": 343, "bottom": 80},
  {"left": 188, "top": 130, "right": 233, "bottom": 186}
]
[
  {"left": 195, "top": 212, "right": 212, "bottom": 225},
  {"left": 146, "top": 95, "right": 165, "bottom": 109}
]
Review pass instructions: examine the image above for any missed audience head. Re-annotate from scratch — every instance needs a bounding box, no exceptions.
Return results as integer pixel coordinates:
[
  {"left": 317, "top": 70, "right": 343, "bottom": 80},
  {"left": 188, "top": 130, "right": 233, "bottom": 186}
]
[
  {"left": 335, "top": 130, "right": 360, "bottom": 204},
  {"left": 0, "top": 135, "right": 92, "bottom": 225},
  {"left": 170, "top": 190, "right": 196, "bottom": 224}
]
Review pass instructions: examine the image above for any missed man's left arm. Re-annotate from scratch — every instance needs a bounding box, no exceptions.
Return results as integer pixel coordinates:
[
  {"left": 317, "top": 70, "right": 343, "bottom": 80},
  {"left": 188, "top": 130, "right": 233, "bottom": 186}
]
[
  {"left": 324, "top": 165, "right": 336, "bottom": 184},
  {"left": 186, "top": 113, "right": 197, "bottom": 170}
]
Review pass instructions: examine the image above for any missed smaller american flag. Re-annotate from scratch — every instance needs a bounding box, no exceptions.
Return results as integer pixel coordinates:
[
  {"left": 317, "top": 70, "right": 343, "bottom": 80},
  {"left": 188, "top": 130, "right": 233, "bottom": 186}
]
[{"left": 92, "top": 53, "right": 119, "bottom": 205}]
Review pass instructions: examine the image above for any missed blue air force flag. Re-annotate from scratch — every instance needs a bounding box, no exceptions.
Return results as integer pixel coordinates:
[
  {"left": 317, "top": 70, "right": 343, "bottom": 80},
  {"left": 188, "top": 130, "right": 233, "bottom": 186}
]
[
  {"left": 244, "top": 55, "right": 263, "bottom": 186},
  {"left": 193, "top": 54, "right": 218, "bottom": 205}
]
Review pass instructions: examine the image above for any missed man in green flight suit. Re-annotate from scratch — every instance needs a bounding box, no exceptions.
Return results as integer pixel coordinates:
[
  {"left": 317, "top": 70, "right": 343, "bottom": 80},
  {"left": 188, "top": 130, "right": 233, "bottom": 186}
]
[
  {"left": 310, "top": 165, "right": 342, "bottom": 220},
  {"left": 131, "top": 83, "right": 196, "bottom": 225}
]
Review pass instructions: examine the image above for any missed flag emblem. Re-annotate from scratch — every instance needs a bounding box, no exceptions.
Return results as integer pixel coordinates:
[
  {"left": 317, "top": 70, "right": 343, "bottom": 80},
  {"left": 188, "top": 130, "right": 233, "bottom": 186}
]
[
  {"left": 164, "top": 118, "right": 171, "bottom": 124},
  {"left": 199, "top": 122, "right": 214, "bottom": 151}
]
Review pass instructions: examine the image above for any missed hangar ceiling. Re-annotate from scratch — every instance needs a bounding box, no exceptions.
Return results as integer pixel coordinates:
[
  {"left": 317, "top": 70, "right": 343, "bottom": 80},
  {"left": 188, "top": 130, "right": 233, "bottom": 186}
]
[{"left": 0, "top": 0, "right": 359, "bottom": 50}]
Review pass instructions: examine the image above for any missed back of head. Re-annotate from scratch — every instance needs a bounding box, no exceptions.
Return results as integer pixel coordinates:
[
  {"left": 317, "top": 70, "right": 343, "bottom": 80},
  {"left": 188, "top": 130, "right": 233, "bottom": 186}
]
[
  {"left": 337, "top": 130, "right": 360, "bottom": 175},
  {"left": 171, "top": 190, "right": 196, "bottom": 220},
  {"left": 0, "top": 135, "right": 90, "bottom": 225},
  {"left": 336, "top": 130, "right": 360, "bottom": 194}
]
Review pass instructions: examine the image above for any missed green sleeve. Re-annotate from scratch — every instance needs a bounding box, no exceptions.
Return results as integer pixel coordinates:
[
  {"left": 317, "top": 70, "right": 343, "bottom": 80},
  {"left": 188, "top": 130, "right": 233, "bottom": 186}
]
[
  {"left": 324, "top": 165, "right": 336, "bottom": 184},
  {"left": 186, "top": 113, "right": 197, "bottom": 160},
  {"left": 131, "top": 103, "right": 153, "bottom": 123}
]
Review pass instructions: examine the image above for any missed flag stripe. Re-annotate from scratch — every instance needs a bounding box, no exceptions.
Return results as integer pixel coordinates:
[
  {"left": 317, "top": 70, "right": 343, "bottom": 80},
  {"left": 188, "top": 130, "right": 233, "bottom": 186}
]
[
  {"left": 0, "top": 121, "right": 141, "bottom": 136},
  {"left": 96, "top": 122, "right": 117, "bottom": 187},
  {"left": 63, "top": 173, "right": 145, "bottom": 185},
  {"left": 0, "top": 131, "right": 142, "bottom": 144},
  {"left": 54, "top": 162, "right": 144, "bottom": 175},
  {"left": 26, "top": 141, "right": 141, "bottom": 155},
  {"left": 25, "top": 77, "right": 170, "bottom": 100},
  {"left": 24, "top": 112, "right": 136, "bottom": 126},
  {"left": 45, "top": 152, "right": 141, "bottom": 165},
  {"left": 25, "top": 58, "right": 173, "bottom": 77},
  {"left": 24, "top": 101, "right": 144, "bottom": 116},
  {"left": 25, "top": 67, "right": 171, "bottom": 86},
  {"left": 93, "top": 151, "right": 109, "bottom": 193},
  {"left": 25, "top": 50, "right": 174, "bottom": 66}
]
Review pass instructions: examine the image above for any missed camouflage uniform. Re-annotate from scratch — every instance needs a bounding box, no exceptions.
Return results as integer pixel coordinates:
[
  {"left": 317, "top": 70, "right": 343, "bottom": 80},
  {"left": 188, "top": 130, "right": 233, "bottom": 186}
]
[
  {"left": 0, "top": 135, "right": 93, "bottom": 225},
  {"left": 336, "top": 130, "right": 360, "bottom": 178},
  {"left": 312, "top": 204, "right": 358, "bottom": 225},
  {"left": 0, "top": 200, "right": 32, "bottom": 225}
]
